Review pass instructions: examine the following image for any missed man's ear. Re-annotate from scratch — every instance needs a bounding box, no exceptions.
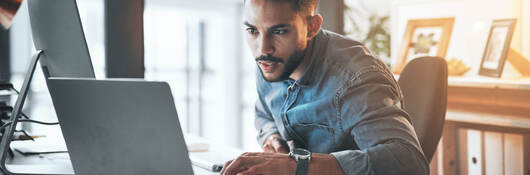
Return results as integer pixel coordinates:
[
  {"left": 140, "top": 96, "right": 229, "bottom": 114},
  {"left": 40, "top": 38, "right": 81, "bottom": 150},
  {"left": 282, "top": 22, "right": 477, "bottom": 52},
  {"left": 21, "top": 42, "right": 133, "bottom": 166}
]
[{"left": 307, "top": 14, "right": 323, "bottom": 39}]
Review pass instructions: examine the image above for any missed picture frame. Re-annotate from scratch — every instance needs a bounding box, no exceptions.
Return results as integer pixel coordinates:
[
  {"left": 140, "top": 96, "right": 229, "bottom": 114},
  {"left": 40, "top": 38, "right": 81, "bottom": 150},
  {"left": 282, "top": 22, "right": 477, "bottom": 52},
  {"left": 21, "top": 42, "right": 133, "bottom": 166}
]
[
  {"left": 478, "top": 19, "right": 517, "bottom": 78},
  {"left": 393, "top": 17, "right": 455, "bottom": 73}
]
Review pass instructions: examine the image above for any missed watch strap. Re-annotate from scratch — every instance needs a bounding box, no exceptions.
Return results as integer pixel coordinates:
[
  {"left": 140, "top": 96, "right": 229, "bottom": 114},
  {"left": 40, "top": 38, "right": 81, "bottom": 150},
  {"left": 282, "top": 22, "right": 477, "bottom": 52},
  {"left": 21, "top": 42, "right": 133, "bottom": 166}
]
[{"left": 295, "top": 158, "right": 309, "bottom": 175}]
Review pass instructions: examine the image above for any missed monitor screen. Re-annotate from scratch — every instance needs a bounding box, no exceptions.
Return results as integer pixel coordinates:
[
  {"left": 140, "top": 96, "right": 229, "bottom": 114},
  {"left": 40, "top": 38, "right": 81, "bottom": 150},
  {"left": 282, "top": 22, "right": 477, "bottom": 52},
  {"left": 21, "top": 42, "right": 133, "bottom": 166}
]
[{"left": 28, "top": 0, "right": 95, "bottom": 78}]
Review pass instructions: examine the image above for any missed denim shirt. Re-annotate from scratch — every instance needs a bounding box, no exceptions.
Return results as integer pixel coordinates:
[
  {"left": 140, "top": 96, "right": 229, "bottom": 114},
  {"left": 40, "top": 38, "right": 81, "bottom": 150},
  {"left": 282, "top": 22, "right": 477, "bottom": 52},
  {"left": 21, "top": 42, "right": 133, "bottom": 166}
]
[{"left": 254, "top": 30, "right": 429, "bottom": 175}]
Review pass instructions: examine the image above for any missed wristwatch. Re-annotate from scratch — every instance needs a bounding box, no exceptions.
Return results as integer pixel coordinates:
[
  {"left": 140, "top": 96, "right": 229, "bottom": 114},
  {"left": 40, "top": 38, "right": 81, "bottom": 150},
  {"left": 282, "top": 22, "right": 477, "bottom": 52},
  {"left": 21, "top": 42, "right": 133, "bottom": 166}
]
[{"left": 288, "top": 148, "right": 311, "bottom": 175}]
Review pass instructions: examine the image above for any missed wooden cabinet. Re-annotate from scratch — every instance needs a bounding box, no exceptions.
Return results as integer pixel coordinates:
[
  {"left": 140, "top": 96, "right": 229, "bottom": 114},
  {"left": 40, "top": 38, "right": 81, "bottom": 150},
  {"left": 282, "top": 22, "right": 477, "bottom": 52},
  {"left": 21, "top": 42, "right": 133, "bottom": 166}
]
[{"left": 430, "top": 77, "right": 530, "bottom": 175}]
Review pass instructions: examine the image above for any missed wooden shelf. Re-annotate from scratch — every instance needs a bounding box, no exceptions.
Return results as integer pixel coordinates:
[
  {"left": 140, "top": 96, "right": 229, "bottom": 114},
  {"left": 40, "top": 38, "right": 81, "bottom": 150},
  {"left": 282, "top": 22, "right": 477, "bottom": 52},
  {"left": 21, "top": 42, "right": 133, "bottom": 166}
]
[
  {"left": 394, "top": 74, "right": 530, "bottom": 90},
  {"left": 446, "top": 109, "right": 530, "bottom": 130},
  {"left": 448, "top": 76, "right": 530, "bottom": 90},
  {"left": 447, "top": 85, "right": 530, "bottom": 118},
  {"left": 393, "top": 73, "right": 530, "bottom": 118}
]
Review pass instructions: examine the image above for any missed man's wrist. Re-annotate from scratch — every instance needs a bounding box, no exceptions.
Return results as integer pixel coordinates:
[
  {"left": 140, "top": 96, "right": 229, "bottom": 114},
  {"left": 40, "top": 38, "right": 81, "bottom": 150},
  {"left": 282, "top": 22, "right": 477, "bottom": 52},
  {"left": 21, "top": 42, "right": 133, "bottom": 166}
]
[
  {"left": 289, "top": 148, "right": 312, "bottom": 175},
  {"left": 263, "top": 134, "right": 282, "bottom": 146},
  {"left": 307, "top": 153, "right": 345, "bottom": 175},
  {"left": 259, "top": 132, "right": 279, "bottom": 147}
]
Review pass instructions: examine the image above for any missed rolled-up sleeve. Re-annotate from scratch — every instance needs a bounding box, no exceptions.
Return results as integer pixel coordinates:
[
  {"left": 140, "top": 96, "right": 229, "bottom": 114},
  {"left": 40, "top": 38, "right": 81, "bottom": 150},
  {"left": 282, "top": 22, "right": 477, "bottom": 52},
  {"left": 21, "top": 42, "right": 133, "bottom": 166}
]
[
  {"left": 254, "top": 95, "right": 278, "bottom": 147},
  {"left": 330, "top": 68, "right": 429, "bottom": 175}
]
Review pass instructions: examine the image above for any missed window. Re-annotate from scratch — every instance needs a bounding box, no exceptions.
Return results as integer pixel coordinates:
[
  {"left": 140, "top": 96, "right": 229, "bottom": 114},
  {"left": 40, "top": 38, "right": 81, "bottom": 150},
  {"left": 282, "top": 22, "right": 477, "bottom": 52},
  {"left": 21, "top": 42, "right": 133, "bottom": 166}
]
[
  {"left": 8, "top": 0, "right": 262, "bottom": 151},
  {"left": 144, "top": 1, "right": 259, "bottom": 150}
]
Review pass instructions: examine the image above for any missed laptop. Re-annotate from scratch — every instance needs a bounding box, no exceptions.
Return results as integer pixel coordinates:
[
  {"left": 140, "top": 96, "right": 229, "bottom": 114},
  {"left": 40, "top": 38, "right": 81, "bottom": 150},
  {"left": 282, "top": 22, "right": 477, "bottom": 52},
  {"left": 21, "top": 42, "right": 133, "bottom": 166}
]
[{"left": 47, "top": 78, "right": 195, "bottom": 175}]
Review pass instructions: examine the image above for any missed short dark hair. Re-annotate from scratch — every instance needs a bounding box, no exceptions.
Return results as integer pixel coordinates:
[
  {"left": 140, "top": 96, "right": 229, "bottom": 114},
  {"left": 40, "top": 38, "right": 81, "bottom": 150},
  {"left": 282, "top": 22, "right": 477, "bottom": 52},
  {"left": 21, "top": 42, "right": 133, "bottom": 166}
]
[{"left": 245, "top": 0, "right": 319, "bottom": 15}]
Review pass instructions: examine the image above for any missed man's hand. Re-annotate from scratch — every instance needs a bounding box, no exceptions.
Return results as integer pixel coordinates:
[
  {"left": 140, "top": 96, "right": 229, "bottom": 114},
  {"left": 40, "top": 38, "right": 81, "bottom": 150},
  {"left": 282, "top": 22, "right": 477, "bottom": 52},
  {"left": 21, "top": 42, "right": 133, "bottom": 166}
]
[
  {"left": 262, "top": 134, "right": 291, "bottom": 153},
  {"left": 220, "top": 152, "right": 296, "bottom": 175},
  {"left": 220, "top": 152, "right": 346, "bottom": 175}
]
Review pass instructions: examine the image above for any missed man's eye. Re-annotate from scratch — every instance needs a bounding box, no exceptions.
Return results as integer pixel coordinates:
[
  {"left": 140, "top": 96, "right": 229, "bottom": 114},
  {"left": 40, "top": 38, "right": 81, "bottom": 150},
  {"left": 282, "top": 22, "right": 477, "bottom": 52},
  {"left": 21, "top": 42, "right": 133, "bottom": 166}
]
[
  {"left": 247, "top": 28, "right": 258, "bottom": 35},
  {"left": 272, "top": 29, "right": 287, "bottom": 35}
]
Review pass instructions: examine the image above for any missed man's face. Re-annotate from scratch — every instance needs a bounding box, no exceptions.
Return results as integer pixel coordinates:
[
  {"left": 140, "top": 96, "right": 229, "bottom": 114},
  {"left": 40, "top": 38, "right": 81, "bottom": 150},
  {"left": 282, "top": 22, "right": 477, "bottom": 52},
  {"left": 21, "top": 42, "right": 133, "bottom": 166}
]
[{"left": 243, "top": 0, "right": 310, "bottom": 82}]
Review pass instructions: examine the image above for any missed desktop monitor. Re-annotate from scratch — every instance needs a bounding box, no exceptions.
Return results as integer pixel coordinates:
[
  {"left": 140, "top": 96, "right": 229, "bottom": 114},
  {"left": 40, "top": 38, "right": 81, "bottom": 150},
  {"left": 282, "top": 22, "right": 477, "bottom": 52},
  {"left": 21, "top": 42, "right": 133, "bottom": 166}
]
[
  {"left": 0, "top": 0, "right": 96, "bottom": 173},
  {"left": 28, "top": 0, "right": 95, "bottom": 78}
]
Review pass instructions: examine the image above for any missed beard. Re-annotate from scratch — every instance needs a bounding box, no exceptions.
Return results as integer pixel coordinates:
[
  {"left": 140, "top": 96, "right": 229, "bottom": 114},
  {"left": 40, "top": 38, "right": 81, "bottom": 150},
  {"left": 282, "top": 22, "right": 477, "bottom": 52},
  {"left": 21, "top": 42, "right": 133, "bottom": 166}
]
[{"left": 255, "top": 49, "right": 306, "bottom": 82}]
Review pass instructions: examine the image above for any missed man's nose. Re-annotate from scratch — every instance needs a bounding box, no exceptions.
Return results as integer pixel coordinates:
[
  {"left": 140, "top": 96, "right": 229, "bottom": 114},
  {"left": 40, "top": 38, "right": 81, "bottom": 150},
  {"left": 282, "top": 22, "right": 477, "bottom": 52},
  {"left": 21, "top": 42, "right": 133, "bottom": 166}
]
[{"left": 258, "top": 34, "right": 274, "bottom": 56}]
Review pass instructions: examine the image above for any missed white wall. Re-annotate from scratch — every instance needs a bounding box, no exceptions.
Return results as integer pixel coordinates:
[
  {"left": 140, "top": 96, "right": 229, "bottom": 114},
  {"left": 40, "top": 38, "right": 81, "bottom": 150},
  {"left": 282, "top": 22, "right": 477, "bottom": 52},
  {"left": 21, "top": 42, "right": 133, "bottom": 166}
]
[
  {"left": 358, "top": 0, "right": 392, "bottom": 16},
  {"left": 391, "top": 0, "right": 528, "bottom": 77},
  {"left": 9, "top": 0, "right": 32, "bottom": 85}
]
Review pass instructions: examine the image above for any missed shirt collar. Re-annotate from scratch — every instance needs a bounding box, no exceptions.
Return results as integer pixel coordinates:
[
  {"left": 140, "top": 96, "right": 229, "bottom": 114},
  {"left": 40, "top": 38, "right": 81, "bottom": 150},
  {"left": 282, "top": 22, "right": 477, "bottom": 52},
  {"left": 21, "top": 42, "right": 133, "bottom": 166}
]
[{"left": 295, "top": 29, "right": 328, "bottom": 86}]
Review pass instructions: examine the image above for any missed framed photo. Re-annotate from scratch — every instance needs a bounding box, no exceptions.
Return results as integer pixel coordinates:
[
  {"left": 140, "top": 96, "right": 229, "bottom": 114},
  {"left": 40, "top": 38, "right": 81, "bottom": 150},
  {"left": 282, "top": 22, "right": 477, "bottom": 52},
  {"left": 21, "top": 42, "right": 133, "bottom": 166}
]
[
  {"left": 394, "top": 17, "right": 455, "bottom": 73},
  {"left": 479, "top": 19, "right": 517, "bottom": 78}
]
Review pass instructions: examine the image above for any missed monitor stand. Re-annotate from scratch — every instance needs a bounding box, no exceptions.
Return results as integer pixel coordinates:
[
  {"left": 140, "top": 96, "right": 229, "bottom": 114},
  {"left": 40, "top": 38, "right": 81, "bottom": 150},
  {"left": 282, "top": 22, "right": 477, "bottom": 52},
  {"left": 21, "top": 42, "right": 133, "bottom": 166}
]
[{"left": 0, "top": 50, "right": 75, "bottom": 175}]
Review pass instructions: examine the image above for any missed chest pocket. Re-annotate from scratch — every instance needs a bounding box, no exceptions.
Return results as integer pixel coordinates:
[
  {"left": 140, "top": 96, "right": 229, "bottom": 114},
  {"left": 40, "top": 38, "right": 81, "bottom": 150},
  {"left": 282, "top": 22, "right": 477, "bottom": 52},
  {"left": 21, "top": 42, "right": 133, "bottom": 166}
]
[{"left": 285, "top": 99, "right": 336, "bottom": 153}]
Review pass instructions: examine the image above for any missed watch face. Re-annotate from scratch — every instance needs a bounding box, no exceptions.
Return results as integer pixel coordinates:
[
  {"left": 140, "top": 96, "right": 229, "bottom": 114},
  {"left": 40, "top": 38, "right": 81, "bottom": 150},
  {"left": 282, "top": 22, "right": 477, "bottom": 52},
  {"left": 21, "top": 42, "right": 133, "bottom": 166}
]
[{"left": 293, "top": 148, "right": 311, "bottom": 156}]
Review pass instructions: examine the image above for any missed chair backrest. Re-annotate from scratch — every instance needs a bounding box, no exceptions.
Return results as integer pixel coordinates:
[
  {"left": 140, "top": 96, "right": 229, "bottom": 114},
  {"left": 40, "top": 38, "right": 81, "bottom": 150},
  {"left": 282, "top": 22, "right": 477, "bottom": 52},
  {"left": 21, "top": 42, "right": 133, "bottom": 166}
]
[{"left": 398, "top": 57, "right": 448, "bottom": 162}]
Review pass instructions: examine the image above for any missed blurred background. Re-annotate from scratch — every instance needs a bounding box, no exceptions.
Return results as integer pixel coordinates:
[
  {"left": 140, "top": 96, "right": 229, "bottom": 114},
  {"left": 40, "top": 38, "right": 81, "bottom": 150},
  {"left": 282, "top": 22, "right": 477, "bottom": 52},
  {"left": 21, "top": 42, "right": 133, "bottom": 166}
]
[{"left": 0, "top": 0, "right": 529, "bottom": 174}]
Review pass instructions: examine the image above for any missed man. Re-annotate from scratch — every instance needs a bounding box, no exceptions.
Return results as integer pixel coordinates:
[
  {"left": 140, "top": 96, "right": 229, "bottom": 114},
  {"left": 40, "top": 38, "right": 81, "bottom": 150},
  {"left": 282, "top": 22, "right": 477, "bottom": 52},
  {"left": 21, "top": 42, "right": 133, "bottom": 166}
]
[{"left": 221, "top": 0, "right": 429, "bottom": 174}]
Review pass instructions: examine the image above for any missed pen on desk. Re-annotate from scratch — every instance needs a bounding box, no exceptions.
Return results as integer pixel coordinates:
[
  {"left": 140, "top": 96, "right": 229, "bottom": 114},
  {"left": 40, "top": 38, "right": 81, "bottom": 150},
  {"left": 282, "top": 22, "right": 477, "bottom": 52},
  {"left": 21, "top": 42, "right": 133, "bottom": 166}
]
[
  {"left": 0, "top": 133, "right": 46, "bottom": 141},
  {"left": 17, "top": 135, "right": 45, "bottom": 141}
]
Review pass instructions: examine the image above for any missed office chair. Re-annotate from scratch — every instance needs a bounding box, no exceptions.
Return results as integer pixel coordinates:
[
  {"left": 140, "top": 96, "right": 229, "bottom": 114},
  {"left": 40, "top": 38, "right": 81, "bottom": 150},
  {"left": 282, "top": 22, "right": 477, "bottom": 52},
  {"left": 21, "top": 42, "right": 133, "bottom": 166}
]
[{"left": 397, "top": 56, "right": 448, "bottom": 162}]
